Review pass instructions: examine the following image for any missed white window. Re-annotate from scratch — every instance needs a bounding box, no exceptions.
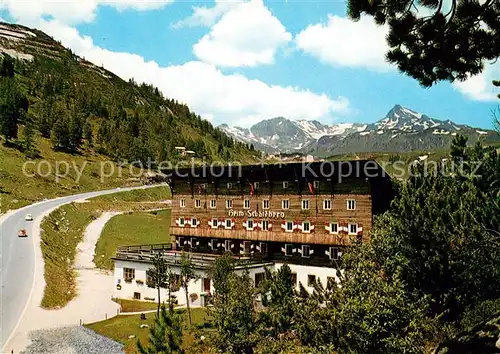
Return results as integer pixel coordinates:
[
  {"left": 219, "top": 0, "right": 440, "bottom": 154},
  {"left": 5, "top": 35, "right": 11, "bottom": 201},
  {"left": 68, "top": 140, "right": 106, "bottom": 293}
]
[
  {"left": 285, "top": 244, "right": 293, "bottom": 257},
  {"left": 262, "top": 220, "right": 269, "bottom": 231},
  {"left": 226, "top": 219, "right": 232, "bottom": 228},
  {"left": 330, "top": 223, "right": 338, "bottom": 234},
  {"left": 262, "top": 199, "right": 270, "bottom": 209},
  {"left": 180, "top": 199, "right": 186, "bottom": 208},
  {"left": 307, "top": 274, "right": 316, "bottom": 287},
  {"left": 303, "top": 222, "right": 310, "bottom": 232},
  {"left": 195, "top": 199, "right": 201, "bottom": 208},
  {"left": 286, "top": 221, "right": 294, "bottom": 232},
  {"left": 323, "top": 199, "right": 332, "bottom": 210},
  {"left": 226, "top": 200, "right": 233, "bottom": 209},
  {"left": 210, "top": 200, "right": 217, "bottom": 209},
  {"left": 243, "top": 241, "right": 251, "bottom": 254},
  {"left": 283, "top": 181, "right": 288, "bottom": 189},
  {"left": 302, "top": 200, "right": 310, "bottom": 210},
  {"left": 254, "top": 182, "right": 259, "bottom": 189},
  {"left": 191, "top": 218, "right": 197, "bottom": 227},
  {"left": 349, "top": 223, "right": 358, "bottom": 235},
  {"left": 179, "top": 217, "right": 185, "bottom": 227},
  {"left": 247, "top": 219, "right": 254, "bottom": 231},
  {"left": 244, "top": 199, "right": 251, "bottom": 209},
  {"left": 302, "top": 245, "right": 310, "bottom": 258},
  {"left": 282, "top": 199, "right": 289, "bottom": 210},
  {"left": 260, "top": 242, "right": 268, "bottom": 254},
  {"left": 347, "top": 199, "right": 356, "bottom": 211},
  {"left": 212, "top": 219, "right": 218, "bottom": 228},
  {"left": 227, "top": 182, "right": 233, "bottom": 189},
  {"left": 225, "top": 240, "right": 232, "bottom": 251},
  {"left": 313, "top": 181, "right": 320, "bottom": 189},
  {"left": 329, "top": 247, "right": 340, "bottom": 260},
  {"left": 123, "top": 267, "right": 135, "bottom": 281}
]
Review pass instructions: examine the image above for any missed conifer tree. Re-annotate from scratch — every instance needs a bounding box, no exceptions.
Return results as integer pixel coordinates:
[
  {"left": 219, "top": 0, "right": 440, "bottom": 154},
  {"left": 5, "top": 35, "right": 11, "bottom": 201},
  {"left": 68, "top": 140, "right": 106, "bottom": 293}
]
[
  {"left": 179, "top": 252, "right": 196, "bottom": 326},
  {"left": 23, "top": 115, "right": 37, "bottom": 157},
  {"left": 136, "top": 306, "right": 184, "bottom": 354},
  {"left": 347, "top": 0, "right": 499, "bottom": 88},
  {"left": 146, "top": 253, "right": 171, "bottom": 316}
]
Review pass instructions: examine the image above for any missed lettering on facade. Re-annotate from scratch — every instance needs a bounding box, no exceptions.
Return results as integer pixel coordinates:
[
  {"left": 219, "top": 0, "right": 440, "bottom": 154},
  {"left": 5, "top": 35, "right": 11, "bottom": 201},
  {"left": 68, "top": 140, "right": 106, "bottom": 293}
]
[{"left": 228, "top": 210, "right": 285, "bottom": 219}]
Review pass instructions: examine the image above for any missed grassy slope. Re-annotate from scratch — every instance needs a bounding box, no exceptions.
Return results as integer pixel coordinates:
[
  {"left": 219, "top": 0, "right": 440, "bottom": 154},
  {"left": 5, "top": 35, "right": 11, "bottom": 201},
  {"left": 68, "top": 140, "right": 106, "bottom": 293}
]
[
  {"left": 0, "top": 134, "right": 143, "bottom": 211},
  {"left": 94, "top": 209, "right": 171, "bottom": 270},
  {"left": 86, "top": 308, "right": 211, "bottom": 354},
  {"left": 40, "top": 186, "right": 171, "bottom": 309}
]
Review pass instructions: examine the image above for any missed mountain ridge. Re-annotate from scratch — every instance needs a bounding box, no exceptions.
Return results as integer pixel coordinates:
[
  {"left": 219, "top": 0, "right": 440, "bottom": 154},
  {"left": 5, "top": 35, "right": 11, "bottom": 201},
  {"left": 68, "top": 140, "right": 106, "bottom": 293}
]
[{"left": 219, "top": 105, "right": 499, "bottom": 155}]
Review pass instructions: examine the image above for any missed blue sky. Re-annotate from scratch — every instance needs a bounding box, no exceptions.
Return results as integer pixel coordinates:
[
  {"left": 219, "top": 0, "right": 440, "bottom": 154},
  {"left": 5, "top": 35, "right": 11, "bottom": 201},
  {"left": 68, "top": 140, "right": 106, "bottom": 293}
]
[{"left": 1, "top": 0, "right": 498, "bottom": 129}]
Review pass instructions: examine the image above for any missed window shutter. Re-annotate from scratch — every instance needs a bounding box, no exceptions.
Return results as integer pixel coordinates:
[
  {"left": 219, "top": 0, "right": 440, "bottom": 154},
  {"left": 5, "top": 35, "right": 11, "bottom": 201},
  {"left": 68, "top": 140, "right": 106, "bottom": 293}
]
[
  {"left": 357, "top": 223, "right": 363, "bottom": 236},
  {"left": 232, "top": 219, "right": 236, "bottom": 229}
]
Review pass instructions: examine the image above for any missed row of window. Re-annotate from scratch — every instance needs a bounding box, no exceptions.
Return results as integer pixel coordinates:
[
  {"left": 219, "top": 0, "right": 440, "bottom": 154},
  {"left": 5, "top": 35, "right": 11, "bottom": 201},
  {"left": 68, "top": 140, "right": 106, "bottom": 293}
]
[
  {"left": 177, "top": 217, "right": 360, "bottom": 235},
  {"left": 180, "top": 198, "right": 357, "bottom": 211},
  {"left": 205, "top": 239, "right": 341, "bottom": 261},
  {"left": 255, "top": 272, "right": 336, "bottom": 288},
  {"left": 195, "top": 181, "right": 320, "bottom": 191}
]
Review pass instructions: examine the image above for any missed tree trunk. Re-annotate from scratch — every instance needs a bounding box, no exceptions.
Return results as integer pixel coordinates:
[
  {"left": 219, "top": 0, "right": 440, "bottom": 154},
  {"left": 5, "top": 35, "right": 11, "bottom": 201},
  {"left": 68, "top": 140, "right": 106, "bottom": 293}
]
[
  {"left": 157, "top": 285, "right": 161, "bottom": 317},
  {"left": 168, "top": 285, "right": 172, "bottom": 314},
  {"left": 184, "top": 285, "right": 192, "bottom": 326}
]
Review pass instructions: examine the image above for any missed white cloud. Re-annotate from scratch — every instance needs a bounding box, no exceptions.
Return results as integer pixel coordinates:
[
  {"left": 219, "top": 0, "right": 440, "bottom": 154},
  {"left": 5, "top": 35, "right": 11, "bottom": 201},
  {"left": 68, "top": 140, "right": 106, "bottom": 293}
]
[
  {"left": 453, "top": 62, "right": 500, "bottom": 102},
  {"left": 172, "top": 0, "right": 242, "bottom": 28},
  {"left": 0, "top": 0, "right": 172, "bottom": 24},
  {"left": 192, "top": 0, "right": 292, "bottom": 67},
  {"left": 38, "top": 20, "right": 348, "bottom": 127},
  {"left": 295, "top": 15, "right": 391, "bottom": 71}
]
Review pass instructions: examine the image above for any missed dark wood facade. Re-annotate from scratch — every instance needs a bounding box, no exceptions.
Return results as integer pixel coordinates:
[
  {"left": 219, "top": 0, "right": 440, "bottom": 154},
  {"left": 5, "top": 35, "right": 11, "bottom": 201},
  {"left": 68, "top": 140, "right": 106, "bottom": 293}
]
[{"left": 165, "top": 161, "right": 393, "bottom": 264}]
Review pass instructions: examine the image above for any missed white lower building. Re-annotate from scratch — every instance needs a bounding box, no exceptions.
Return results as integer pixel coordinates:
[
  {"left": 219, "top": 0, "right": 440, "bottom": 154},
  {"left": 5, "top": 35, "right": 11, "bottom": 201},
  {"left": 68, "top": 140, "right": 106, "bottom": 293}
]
[{"left": 112, "top": 244, "right": 339, "bottom": 307}]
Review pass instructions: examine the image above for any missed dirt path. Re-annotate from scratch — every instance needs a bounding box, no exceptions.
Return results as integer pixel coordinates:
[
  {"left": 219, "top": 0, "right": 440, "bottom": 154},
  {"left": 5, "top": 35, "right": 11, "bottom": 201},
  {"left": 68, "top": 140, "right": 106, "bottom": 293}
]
[{"left": 7, "top": 212, "right": 122, "bottom": 353}]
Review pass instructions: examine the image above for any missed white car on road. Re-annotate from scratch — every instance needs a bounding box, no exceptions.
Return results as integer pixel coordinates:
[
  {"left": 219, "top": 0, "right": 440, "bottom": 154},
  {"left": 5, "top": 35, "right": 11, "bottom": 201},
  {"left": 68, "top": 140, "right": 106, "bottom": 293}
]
[{"left": 25, "top": 214, "right": 33, "bottom": 221}]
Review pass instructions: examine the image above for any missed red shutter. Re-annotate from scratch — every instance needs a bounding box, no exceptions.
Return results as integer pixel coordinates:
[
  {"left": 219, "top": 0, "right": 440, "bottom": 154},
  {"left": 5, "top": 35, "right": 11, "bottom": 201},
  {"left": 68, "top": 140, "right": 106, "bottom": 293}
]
[{"left": 232, "top": 219, "right": 236, "bottom": 229}]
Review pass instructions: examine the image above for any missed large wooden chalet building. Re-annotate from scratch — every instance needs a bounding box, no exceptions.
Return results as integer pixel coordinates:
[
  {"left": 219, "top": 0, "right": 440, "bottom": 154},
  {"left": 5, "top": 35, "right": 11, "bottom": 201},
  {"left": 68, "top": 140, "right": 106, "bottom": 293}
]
[
  {"left": 112, "top": 160, "right": 393, "bottom": 304},
  {"left": 168, "top": 160, "right": 392, "bottom": 265}
]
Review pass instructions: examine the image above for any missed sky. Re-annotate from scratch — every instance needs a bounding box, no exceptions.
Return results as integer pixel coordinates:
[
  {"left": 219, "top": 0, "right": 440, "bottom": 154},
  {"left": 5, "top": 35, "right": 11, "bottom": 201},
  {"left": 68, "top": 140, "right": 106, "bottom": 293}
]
[{"left": 0, "top": 0, "right": 498, "bottom": 129}]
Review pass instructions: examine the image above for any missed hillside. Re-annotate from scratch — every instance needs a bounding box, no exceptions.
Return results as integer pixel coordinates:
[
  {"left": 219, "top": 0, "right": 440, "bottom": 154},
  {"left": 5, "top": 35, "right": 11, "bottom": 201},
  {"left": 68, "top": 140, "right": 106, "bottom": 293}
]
[
  {"left": 0, "top": 22, "right": 258, "bottom": 209},
  {"left": 220, "top": 105, "right": 500, "bottom": 155}
]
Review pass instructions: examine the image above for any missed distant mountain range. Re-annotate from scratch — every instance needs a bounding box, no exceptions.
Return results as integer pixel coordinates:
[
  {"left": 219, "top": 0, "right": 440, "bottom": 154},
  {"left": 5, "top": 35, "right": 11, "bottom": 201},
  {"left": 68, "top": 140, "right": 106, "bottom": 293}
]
[{"left": 219, "top": 105, "right": 500, "bottom": 155}]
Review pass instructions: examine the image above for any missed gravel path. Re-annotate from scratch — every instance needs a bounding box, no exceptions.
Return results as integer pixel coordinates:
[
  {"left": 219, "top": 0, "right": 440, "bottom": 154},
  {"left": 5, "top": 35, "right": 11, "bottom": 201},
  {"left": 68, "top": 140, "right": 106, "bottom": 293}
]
[
  {"left": 6, "top": 212, "right": 122, "bottom": 353},
  {"left": 21, "top": 326, "right": 124, "bottom": 354}
]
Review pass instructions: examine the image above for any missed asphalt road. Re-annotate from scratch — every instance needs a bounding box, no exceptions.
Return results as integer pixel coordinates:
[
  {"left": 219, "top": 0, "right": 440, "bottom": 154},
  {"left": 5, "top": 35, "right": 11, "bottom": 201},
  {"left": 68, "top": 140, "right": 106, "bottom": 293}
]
[{"left": 0, "top": 184, "right": 166, "bottom": 349}]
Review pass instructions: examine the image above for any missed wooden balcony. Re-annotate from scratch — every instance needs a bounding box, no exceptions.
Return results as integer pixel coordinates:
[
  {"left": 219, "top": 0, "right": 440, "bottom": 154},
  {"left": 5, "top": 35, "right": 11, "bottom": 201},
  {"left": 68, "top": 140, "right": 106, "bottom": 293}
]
[{"left": 170, "top": 226, "right": 359, "bottom": 246}]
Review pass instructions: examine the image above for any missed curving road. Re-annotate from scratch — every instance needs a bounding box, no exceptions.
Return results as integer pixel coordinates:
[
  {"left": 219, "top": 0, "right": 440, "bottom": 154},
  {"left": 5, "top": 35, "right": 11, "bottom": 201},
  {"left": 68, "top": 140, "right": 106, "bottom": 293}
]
[{"left": 0, "top": 184, "right": 167, "bottom": 350}]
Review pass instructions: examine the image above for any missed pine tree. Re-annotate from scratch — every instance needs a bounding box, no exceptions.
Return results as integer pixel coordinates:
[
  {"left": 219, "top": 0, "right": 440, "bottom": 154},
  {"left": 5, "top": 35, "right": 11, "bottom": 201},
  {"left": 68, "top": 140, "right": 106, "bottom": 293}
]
[
  {"left": 450, "top": 134, "right": 468, "bottom": 160},
  {"left": 146, "top": 253, "right": 171, "bottom": 316},
  {"left": 82, "top": 120, "right": 93, "bottom": 147},
  {"left": 259, "top": 264, "right": 295, "bottom": 337},
  {"left": 347, "top": 0, "right": 499, "bottom": 88},
  {"left": 136, "top": 306, "right": 184, "bottom": 354},
  {"left": 0, "top": 77, "right": 26, "bottom": 143},
  {"left": 1, "top": 55, "right": 15, "bottom": 78},
  {"left": 179, "top": 252, "right": 196, "bottom": 326},
  {"left": 68, "top": 112, "right": 82, "bottom": 151},
  {"left": 23, "top": 115, "right": 37, "bottom": 157}
]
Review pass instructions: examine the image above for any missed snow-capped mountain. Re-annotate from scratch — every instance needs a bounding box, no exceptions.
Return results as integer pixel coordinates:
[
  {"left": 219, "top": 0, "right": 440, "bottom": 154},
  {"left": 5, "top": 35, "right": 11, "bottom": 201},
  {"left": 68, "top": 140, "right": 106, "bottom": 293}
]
[
  {"left": 219, "top": 105, "right": 499, "bottom": 155},
  {"left": 219, "top": 117, "right": 366, "bottom": 153}
]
